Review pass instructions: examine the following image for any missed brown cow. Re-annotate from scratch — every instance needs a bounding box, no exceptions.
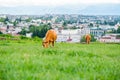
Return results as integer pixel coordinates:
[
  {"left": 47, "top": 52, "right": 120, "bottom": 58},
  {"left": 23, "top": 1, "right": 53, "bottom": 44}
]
[
  {"left": 85, "top": 34, "right": 91, "bottom": 44},
  {"left": 42, "top": 29, "right": 57, "bottom": 48}
]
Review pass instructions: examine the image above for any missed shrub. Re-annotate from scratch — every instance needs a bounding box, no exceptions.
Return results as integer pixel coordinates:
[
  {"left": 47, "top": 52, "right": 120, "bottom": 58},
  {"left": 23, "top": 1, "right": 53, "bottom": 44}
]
[
  {"left": 33, "top": 36, "right": 42, "bottom": 42},
  {"left": 0, "top": 31, "right": 3, "bottom": 34},
  {"left": 20, "top": 35, "right": 29, "bottom": 40}
]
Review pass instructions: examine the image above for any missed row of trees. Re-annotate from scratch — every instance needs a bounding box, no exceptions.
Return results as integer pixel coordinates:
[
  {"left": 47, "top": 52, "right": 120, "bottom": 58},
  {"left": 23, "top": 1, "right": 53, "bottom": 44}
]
[{"left": 19, "top": 24, "right": 52, "bottom": 38}]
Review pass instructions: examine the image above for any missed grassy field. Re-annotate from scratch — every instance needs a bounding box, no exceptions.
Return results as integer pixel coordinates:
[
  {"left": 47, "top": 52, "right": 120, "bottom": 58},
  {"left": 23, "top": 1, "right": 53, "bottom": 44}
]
[{"left": 0, "top": 40, "right": 120, "bottom": 80}]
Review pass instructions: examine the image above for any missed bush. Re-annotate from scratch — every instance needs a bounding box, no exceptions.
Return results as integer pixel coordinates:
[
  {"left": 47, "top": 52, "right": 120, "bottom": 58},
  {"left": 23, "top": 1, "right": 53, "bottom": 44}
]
[
  {"left": 33, "top": 36, "right": 42, "bottom": 42},
  {"left": 20, "top": 35, "right": 29, "bottom": 40},
  {"left": 91, "top": 35, "right": 96, "bottom": 42},
  {"left": 0, "top": 31, "right": 3, "bottom": 34},
  {"left": 80, "top": 35, "right": 86, "bottom": 43},
  {"left": 0, "top": 34, "right": 13, "bottom": 38}
]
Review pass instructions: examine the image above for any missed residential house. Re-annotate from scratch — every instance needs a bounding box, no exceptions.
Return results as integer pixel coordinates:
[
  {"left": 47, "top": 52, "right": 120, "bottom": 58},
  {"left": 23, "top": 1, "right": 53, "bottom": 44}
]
[{"left": 0, "top": 27, "right": 7, "bottom": 34}]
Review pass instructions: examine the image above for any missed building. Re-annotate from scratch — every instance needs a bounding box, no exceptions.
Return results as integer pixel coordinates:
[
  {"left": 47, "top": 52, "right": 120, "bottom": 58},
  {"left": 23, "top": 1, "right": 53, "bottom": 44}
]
[
  {"left": 90, "top": 27, "right": 105, "bottom": 39},
  {"left": 99, "top": 34, "right": 120, "bottom": 43},
  {"left": 56, "top": 28, "right": 90, "bottom": 43},
  {"left": 26, "top": 33, "right": 32, "bottom": 38}
]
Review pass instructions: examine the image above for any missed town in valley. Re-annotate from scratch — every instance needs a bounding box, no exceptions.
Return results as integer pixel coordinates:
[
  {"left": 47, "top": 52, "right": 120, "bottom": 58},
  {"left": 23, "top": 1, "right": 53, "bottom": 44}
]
[{"left": 0, "top": 14, "right": 120, "bottom": 43}]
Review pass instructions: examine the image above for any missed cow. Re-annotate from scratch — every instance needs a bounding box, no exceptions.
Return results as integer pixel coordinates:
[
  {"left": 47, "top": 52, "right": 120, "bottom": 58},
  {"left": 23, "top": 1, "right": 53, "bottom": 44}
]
[
  {"left": 85, "top": 34, "right": 91, "bottom": 44},
  {"left": 42, "top": 29, "right": 57, "bottom": 48}
]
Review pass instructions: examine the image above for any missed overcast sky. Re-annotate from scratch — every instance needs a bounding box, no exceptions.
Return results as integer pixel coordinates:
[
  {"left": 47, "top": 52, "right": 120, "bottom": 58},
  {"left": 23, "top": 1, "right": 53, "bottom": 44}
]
[{"left": 0, "top": 0, "right": 120, "bottom": 7}]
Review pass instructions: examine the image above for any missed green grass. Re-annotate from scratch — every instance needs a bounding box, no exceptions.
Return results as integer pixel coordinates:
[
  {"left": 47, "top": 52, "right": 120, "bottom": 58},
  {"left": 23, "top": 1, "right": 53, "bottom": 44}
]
[{"left": 0, "top": 40, "right": 120, "bottom": 80}]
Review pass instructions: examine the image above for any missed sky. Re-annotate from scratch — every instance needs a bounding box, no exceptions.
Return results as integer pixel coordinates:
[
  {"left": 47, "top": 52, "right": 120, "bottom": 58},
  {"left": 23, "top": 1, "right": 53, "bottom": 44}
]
[
  {"left": 0, "top": 0, "right": 120, "bottom": 7},
  {"left": 0, "top": 0, "right": 120, "bottom": 15}
]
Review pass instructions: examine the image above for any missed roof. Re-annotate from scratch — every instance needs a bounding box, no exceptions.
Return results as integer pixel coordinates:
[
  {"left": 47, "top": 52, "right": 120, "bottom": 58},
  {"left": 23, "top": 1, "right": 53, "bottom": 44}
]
[{"left": 57, "top": 29, "right": 81, "bottom": 35}]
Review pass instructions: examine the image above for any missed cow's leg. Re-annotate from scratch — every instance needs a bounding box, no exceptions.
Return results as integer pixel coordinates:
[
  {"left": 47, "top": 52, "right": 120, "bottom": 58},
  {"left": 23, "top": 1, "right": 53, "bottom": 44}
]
[
  {"left": 88, "top": 40, "right": 90, "bottom": 44},
  {"left": 52, "top": 41, "right": 54, "bottom": 47},
  {"left": 86, "top": 39, "right": 88, "bottom": 44},
  {"left": 47, "top": 41, "right": 51, "bottom": 47},
  {"left": 87, "top": 40, "right": 88, "bottom": 44},
  {"left": 86, "top": 40, "right": 89, "bottom": 44}
]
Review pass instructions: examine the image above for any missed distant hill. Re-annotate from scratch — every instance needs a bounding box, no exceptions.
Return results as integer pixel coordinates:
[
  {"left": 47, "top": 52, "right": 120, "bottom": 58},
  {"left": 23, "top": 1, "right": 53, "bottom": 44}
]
[
  {"left": 80, "top": 4, "right": 120, "bottom": 15},
  {"left": 0, "top": 3, "right": 120, "bottom": 15}
]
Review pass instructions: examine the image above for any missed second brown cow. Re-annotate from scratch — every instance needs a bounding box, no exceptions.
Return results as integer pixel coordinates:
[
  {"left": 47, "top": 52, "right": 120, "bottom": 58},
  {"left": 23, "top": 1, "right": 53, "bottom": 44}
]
[{"left": 85, "top": 34, "right": 91, "bottom": 44}]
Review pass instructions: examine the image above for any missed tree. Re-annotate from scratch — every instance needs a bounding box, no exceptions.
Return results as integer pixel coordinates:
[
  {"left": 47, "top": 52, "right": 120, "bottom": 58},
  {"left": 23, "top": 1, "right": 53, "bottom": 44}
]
[
  {"left": 47, "top": 23, "right": 51, "bottom": 27},
  {"left": 29, "top": 25, "right": 36, "bottom": 32},
  {"left": 4, "top": 17, "right": 9, "bottom": 24},
  {"left": 29, "top": 24, "right": 51, "bottom": 38},
  {"left": 18, "top": 28, "right": 27, "bottom": 35},
  {"left": 63, "top": 21, "right": 67, "bottom": 27},
  {"left": 96, "top": 24, "right": 99, "bottom": 28},
  {"left": 104, "top": 21, "right": 107, "bottom": 25},
  {"left": 80, "top": 36, "right": 86, "bottom": 42},
  {"left": 117, "top": 26, "right": 120, "bottom": 33},
  {"left": 13, "top": 21, "right": 18, "bottom": 26},
  {"left": 0, "top": 31, "right": 3, "bottom": 34},
  {"left": 90, "top": 35, "right": 96, "bottom": 42},
  {"left": 70, "top": 26, "right": 77, "bottom": 29},
  {"left": 88, "top": 23, "right": 93, "bottom": 27},
  {"left": 25, "top": 18, "right": 32, "bottom": 22},
  {"left": 5, "top": 17, "right": 9, "bottom": 22},
  {"left": 62, "top": 21, "right": 68, "bottom": 29},
  {"left": 0, "top": 18, "right": 5, "bottom": 22}
]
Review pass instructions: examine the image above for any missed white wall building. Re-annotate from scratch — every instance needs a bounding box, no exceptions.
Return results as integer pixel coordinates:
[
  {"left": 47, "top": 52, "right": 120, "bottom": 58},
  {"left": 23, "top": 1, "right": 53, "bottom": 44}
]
[
  {"left": 99, "top": 34, "right": 120, "bottom": 43},
  {"left": 56, "top": 28, "right": 90, "bottom": 43},
  {"left": 26, "top": 33, "right": 32, "bottom": 38},
  {"left": 90, "top": 27, "right": 105, "bottom": 39}
]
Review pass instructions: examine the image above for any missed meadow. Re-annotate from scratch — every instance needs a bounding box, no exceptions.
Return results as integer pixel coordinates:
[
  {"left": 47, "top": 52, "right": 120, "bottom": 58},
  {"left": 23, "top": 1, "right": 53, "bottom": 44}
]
[{"left": 0, "top": 40, "right": 120, "bottom": 80}]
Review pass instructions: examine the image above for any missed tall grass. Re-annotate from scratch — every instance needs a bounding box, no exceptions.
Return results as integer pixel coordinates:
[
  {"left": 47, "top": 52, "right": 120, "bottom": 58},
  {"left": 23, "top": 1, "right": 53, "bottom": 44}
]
[{"left": 0, "top": 40, "right": 120, "bottom": 80}]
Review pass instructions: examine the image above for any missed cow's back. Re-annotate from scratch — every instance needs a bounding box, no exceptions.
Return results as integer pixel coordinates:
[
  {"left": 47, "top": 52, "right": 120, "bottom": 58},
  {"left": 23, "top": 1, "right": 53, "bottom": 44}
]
[
  {"left": 45, "top": 29, "right": 57, "bottom": 42},
  {"left": 85, "top": 34, "right": 91, "bottom": 40}
]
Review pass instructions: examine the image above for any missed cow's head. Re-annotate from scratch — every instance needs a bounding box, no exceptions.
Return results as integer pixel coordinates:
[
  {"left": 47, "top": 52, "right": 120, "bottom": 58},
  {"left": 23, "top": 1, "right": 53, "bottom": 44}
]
[{"left": 42, "top": 41, "right": 49, "bottom": 48}]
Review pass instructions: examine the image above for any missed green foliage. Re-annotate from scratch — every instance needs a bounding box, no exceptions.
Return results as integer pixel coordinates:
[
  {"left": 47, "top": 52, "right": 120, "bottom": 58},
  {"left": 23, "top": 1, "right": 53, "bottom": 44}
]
[
  {"left": 108, "top": 28, "right": 117, "bottom": 33},
  {"left": 4, "top": 17, "right": 9, "bottom": 24},
  {"left": 117, "top": 26, "right": 120, "bottom": 33},
  {"left": 80, "top": 35, "right": 86, "bottom": 42},
  {"left": 13, "top": 21, "right": 18, "bottom": 26},
  {"left": 62, "top": 21, "right": 67, "bottom": 27},
  {"left": 18, "top": 28, "right": 27, "bottom": 35},
  {"left": 25, "top": 18, "right": 32, "bottom": 22},
  {"left": 0, "top": 34, "right": 13, "bottom": 38},
  {"left": 20, "top": 35, "right": 29, "bottom": 40},
  {"left": 0, "top": 31, "right": 3, "bottom": 34},
  {"left": 70, "top": 26, "right": 78, "bottom": 29},
  {"left": 0, "top": 18, "right": 5, "bottom": 22},
  {"left": 0, "top": 41, "right": 120, "bottom": 80},
  {"left": 91, "top": 34, "right": 96, "bottom": 42},
  {"left": 29, "top": 24, "right": 51, "bottom": 38},
  {"left": 88, "top": 23, "right": 93, "bottom": 27},
  {"left": 33, "top": 36, "right": 42, "bottom": 42}
]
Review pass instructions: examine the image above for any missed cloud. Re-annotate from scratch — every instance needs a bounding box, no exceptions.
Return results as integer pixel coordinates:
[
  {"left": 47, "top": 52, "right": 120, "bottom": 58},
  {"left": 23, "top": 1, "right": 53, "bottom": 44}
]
[{"left": 0, "top": 0, "right": 120, "bottom": 7}]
